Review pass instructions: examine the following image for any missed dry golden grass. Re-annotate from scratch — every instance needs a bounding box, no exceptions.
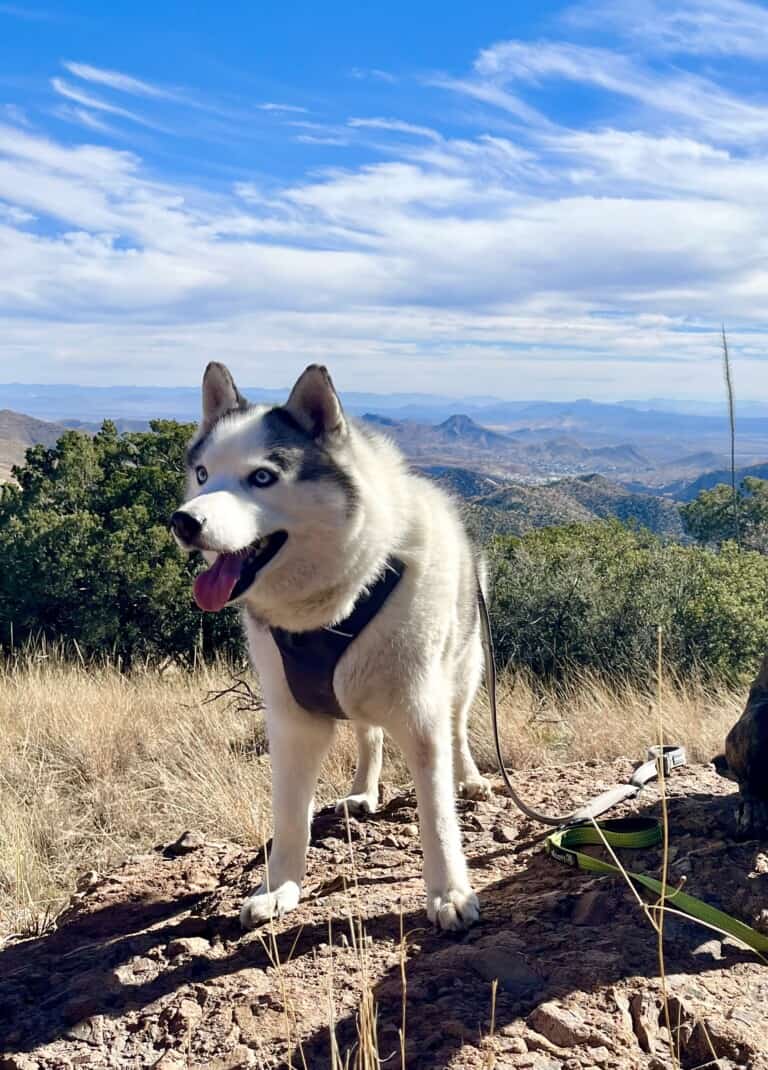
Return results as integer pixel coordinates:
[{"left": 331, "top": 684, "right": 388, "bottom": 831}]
[
  {"left": 471, "top": 669, "right": 743, "bottom": 772},
  {"left": 0, "top": 648, "right": 742, "bottom": 939}
]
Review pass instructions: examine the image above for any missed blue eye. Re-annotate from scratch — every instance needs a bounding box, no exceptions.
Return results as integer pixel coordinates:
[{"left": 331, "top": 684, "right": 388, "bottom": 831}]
[
  {"left": 195, "top": 465, "right": 208, "bottom": 485},
  {"left": 248, "top": 468, "right": 277, "bottom": 488}
]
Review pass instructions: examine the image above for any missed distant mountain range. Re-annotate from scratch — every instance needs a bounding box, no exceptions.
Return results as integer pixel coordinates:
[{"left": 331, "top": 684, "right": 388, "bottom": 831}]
[
  {"left": 0, "top": 383, "right": 504, "bottom": 424},
  {"left": 4, "top": 382, "right": 768, "bottom": 439},
  {"left": 632, "top": 460, "right": 768, "bottom": 502},
  {"left": 0, "top": 402, "right": 764, "bottom": 544},
  {"left": 621, "top": 398, "right": 768, "bottom": 418},
  {"left": 361, "top": 412, "right": 689, "bottom": 482},
  {"left": 62, "top": 418, "right": 151, "bottom": 434}
]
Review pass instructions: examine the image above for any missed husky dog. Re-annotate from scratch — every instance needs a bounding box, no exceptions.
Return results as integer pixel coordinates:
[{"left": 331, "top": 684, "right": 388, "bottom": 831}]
[{"left": 171, "top": 362, "right": 489, "bottom": 931}]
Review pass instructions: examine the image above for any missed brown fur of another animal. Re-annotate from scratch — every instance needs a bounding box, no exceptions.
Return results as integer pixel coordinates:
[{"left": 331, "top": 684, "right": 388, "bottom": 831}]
[{"left": 715, "top": 653, "right": 768, "bottom": 834}]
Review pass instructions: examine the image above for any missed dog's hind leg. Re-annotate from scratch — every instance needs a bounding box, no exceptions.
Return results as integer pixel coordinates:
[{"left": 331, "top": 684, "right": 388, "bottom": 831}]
[
  {"left": 335, "top": 724, "right": 382, "bottom": 816},
  {"left": 452, "top": 651, "right": 492, "bottom": 800},
  {"left": 453, "top": 693, "right": 492, "bottom": 800},
  {"left": 390, "top": 707, "right": 479, "bottom": 932},
  {"left": 241, "top": 705, "right": 335, "bottom": 929}
]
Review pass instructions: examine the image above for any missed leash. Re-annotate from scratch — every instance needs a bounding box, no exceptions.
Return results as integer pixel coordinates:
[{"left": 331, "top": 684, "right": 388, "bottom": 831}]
[
  {"left": 477, "top": 584, "right": 768, "bottom": 956},
  {"left": 546, "top": 821, "right": 768, "bottom": 954}
]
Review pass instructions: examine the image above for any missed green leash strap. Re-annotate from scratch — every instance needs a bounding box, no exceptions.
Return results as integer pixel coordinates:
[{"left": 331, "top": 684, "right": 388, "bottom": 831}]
[{"left": 546, "top": 819, "right": 768, "bottom": 956}]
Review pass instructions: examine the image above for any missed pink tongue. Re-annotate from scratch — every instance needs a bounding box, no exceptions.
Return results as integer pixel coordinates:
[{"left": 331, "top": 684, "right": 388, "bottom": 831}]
[{"left": 193, "top": 553, "right": 244, "bottom": 612}]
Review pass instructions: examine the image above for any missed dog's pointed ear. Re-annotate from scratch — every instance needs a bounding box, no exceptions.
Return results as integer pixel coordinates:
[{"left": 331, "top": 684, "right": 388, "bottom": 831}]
[
  {"left": 201, "top": 362, "right": 248, "bottom": 430},
  {"left": 284, "top": 365, "right": 346, "bottom": 440}
]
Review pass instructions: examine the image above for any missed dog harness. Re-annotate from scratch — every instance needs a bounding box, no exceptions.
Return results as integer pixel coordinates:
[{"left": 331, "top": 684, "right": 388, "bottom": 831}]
[{"left": 270, "top": 557, "right": 405, "bottom": 719}]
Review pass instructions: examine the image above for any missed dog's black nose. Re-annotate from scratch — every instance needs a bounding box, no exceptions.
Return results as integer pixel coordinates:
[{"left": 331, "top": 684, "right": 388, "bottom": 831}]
[{"left": 170, "top": 510, "right": 203, "bottom": 544}]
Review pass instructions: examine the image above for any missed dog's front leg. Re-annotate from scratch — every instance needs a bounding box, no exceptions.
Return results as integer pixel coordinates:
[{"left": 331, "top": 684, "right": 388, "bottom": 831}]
[
  {"left": 240, "top": 706, "right": 335, "bottom": 929},
  {"left": 393, "top": 716, "right": 480, "bottom": 932}
]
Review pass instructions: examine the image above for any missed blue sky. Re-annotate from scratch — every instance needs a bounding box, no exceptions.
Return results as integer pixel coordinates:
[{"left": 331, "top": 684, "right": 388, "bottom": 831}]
[{"left": 1, "top": 1, "right": 767, "bottom": 400}]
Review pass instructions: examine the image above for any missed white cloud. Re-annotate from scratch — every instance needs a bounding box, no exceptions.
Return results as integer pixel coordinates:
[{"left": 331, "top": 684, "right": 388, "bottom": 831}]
[
  {"left": 55, "top": 65, "right": 247, "bottom": 131},
  {"left": 348, "top": 117, "right": 442, "bottom": 141},
  {"left": 50, "top": 78, "right": 159, "bottom": 129},
  {"left": 2, "top": 10, "right": 768, "bottom": 397},
  {"left": 258, "top": 102, "right": 309, "bottom": 113},
  {"left": 430, "top": 76, "right": 550, "bottom": 127},
  {"left": 0, "top": 122, "right": 139, "bottom": 180},
  {"left": 471, "top": 39, "right": 768, "bottom": 143},
  {"left": 63, "top": 61, "right": 175, "bottom": 99},
  {"left": 0, "top": 200, "right": 33, "bottom": 223},
  {"left": 0, "top": 111, "right": 763, "bottom": 394},
  {"left": 565, "top": 0, "right": 768, "bottom": 59},
  {"left": 350, "top": 68, "right": 398, "bottom": 84},
  {"left": 55, "top": 105, "right": 116, "bottom": 134},
  {"left": 295, "top": 134, "right": 349, "bottom": 146}
]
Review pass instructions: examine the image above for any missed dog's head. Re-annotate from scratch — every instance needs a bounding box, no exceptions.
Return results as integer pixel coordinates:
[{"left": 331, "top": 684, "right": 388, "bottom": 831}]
[{"left": 171, "top": 362, "right": 359, "bottom": 617}]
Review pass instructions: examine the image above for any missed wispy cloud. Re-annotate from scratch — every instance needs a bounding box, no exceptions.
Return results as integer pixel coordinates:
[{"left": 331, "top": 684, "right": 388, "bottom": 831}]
[
  {"left": 63, "top": 61, "right": 176, "bottom": 99},
  {"left": 257, "top": 102, "right": 309, "bottom": 113},
  {"left": 286, "top": 119, "right": 350, "bottom": 142},
  {"left": 431, "top": 76, "right": 551, "bottom": 127},
  {"left": 52, "top": 78, "right": 144, "bottom": 121},
  {"left": 348, "top": 117, "right": 442, "bottom": 141},
  {"left": 565, "top": 0, "right": 768, "bottom": 59},
  {"left": 54, "top": 105, "right": 116, "bottom": 135},
  {"left": 295, "top": 134, "right": 349, "bottom": 146},
  {"left": 64, "top": 60, "right": 276, "bottom": 124},
  {"left": 470, "top": 38, "right": 768, "bottom": 142},
  {"left": 350, "top": 67, "right": 398, "bottom": 84}
]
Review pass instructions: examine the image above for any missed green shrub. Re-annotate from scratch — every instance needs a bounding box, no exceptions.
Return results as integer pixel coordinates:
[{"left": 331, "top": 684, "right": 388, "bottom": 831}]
[
  {"left": 0, "top": 421, "right": 243, "bottom": 667},
  {"left": 489, "top": 520, "right": 768, "bottom": 683},
  {"left": 681, "top": 476, "right": 768, "bottom": 552}
]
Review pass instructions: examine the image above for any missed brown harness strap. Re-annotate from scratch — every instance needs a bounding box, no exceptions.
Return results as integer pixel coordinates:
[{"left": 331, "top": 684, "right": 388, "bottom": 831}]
[{"left": 270, "top": 558, "right": 405, "bottom": 719}]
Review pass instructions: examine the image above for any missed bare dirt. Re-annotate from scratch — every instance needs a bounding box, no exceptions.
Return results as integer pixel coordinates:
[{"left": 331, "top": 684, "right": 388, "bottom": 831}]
[{"left": 2, "top": 761, "right": 767, "bottom": 1070}]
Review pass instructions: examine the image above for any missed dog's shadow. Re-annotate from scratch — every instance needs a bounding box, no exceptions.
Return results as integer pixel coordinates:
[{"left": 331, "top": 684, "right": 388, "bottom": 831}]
[{"left": 1, "top": 790, "right": 764, "bottom": 1067}]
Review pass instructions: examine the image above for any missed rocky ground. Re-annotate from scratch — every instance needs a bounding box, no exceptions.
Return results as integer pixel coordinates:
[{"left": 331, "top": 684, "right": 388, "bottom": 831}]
[{"left": 2, "top": 760, "right": 767, "bottom": 1070}]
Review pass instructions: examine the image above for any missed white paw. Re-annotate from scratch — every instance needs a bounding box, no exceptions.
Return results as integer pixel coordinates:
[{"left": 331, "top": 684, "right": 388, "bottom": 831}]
[
  {"left": 427, "top": 887, "right": 480, "bottom": 931},
  {"left": 458, "top": 776, "right": 493, "bottom": 801},
  {"left": 240, "top": 881, "right": 300, "bottom": 929},
  {"left": 335, "top": 792, "right": 377, "bottom": 817}
]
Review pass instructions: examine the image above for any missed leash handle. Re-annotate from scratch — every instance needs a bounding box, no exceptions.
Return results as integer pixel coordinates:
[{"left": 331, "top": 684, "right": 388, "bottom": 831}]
[{"left": 567, "top": 783, "right": 640, "bottom": 824}]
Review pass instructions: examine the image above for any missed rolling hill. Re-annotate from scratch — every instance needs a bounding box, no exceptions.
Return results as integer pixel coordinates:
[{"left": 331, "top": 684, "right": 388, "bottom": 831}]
[
  {"left": 420, "top": 466, "right": 684, "bottom": 540},
  {"left": 0, "top": 410, "right": 69, "bottom": 482},
  {"left": 417, "top": 465, "right": 514, "bottom": 499},
  {"left": 653, "top": 461, "right": 768, "bottom": 502}
]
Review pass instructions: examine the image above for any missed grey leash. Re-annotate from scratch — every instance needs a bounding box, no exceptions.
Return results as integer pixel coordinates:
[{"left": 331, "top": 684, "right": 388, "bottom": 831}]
[{"left": 476, "top": 584, "right": 686, "bottom": 828}]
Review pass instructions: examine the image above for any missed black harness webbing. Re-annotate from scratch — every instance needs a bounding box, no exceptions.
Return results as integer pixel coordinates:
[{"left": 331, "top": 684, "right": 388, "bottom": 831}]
[{"left": 270, "top": 557, "right": 405, "bottom": 719}]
